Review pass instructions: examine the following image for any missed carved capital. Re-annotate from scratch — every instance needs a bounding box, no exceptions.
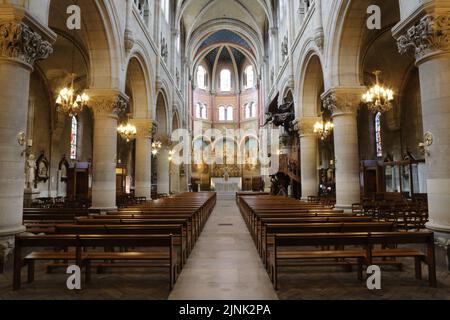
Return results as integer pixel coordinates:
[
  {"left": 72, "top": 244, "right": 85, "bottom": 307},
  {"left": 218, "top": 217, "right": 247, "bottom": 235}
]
[
  {"left": 397, "top": 14, "right": 450, "bottom": 62},
  {"left": 132, "top": 119, "right": 156, "bottom": 139},
  {"left": 297, "top": 117, "right": 322, "bottom": 136},
  {"left": 86, "top": 90, "right": 129, "bottom": 116},
  {"left": 321, "top": 87, "right": 365, "bottom": 116},
  {"left": 0, "top": 21, "right": 53, "bottom": 66}
]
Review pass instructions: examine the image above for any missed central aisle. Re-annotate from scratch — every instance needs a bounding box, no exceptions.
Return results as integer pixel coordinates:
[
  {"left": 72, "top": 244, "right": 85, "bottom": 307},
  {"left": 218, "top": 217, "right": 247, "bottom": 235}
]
[{"left": 169, "top": 199, "right": 278, "bottom": 300}]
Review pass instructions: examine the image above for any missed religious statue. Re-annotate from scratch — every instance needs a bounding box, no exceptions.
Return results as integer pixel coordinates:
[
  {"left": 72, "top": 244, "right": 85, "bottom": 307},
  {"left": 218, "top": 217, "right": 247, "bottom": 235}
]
[
  {"left": 25, "top": 153, "right": 36, "bottom": 189},
  {"left": 223, "top": 169, "right": 230, "bottom": 182}
]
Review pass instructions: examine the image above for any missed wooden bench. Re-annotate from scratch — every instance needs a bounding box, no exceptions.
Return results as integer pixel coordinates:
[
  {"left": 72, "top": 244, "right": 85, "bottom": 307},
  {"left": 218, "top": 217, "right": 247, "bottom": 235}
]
[
  {"left": 262, "top": 222, "right": 395, "bottom": 266},
  {"left": 54, "top": 224, "right": 186, "bottom": 266},
  {"left": 269, "top": 231, "right": 436, "bottom": 290},
  {"left": 13, "top": 234, "right": 178, "bottom": 290}
]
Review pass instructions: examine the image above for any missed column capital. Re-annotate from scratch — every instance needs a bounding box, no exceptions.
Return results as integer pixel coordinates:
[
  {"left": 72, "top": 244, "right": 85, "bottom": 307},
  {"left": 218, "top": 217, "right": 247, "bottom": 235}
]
[
  {"left": 294, "top": 117, "right": 322, "bottom": 136},
  {"left": 0, "top": 20, "right": 53, "bottom": 67},
  {"left": 321, "top": 87, "right": 366, "bottom": 116},
  {"left": 131, "top": 119, "right": 157, "bottom": 139},
  {"left": 396, "top": 13, "right": 450, "bottom": 63},
  {"left": 86, "top": 89, "right": 129, "bottom": 116}
]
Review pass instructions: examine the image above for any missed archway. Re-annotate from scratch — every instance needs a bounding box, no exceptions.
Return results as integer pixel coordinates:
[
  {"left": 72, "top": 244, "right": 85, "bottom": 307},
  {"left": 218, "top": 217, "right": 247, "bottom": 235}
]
[
  {"left": 298, "top": 54, "right": 327, "bottom": 200},
  {"left": 154, "top": 92, "right": 170, "bottom": 195},
  {"left": 123, "top": 56, "right": 152, "bottom": 198}
]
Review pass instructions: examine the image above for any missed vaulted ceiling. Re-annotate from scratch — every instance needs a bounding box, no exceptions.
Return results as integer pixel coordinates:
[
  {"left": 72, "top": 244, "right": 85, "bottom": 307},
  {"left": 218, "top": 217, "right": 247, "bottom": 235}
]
[{"left": 176, "top": 0, "right": 273, "bottom": 62}]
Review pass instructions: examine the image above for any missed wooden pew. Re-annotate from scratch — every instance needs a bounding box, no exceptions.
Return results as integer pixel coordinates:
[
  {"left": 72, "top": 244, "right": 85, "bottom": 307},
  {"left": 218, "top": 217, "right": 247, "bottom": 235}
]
[
  {"left": 13, "top": 234, "right": 178, "bottom": 290},
  {"left": 261, "top": 222, "right": 395, "bottom": 266},
  {"left": 268, "top": 231, "right": 436, "bottom": 290},
  {"left": 54, "top": 224, "right": 186, "bottom": 266}
]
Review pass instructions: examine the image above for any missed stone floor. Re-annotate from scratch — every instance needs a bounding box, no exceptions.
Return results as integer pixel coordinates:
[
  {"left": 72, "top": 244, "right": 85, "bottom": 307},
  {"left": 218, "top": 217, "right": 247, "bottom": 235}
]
[
  {"left": 169, "top": 199, "right": 278, "bottom": 300},
  {"left": 0, "top": 198, "right": 449, "bottom": 300}
]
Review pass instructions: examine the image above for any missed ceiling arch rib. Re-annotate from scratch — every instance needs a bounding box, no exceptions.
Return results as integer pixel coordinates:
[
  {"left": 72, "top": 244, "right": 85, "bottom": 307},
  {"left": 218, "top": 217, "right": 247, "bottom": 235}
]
[
  {"left": 187, "top": 19, "right": 264, "bottom": 64},
  {"left": 176, "top": 0, "right": 273, "bottom": 30},
  {"left": 193, "top": 43, "right": 258, "bottom": 78}
]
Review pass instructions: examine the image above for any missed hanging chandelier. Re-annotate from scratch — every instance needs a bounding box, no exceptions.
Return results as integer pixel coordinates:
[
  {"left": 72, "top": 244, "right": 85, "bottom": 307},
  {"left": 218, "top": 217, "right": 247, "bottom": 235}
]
[
  {"left": 314, "top": 121, "right": 334, "bottom": 141},
  {"left": 56, "top": 73, "right": 89, "bottom": 117},
  {"left": 362, "top": 70, "right": 394, "bottom": 113},
  {"left": 152, "top": 141, "right": 162, "bottom": 156},
  {"left": 117, "top": 123, "right": 137, "bottom": 143}
]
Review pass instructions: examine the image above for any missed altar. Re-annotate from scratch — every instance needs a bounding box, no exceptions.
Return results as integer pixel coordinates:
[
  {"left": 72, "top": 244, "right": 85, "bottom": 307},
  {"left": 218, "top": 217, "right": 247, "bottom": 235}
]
[{"left": 211, "top": 177, "right": 241, "bottom": 198}]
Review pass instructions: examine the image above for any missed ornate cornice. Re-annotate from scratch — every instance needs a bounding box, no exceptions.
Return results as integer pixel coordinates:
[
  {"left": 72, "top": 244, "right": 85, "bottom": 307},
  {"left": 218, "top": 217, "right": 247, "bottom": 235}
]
[
  {"left": 397, "top": 14, "right": 450, "bottom": 62},
  {"left": 0, "top": 21, "right": 52, "bottom": 66}
]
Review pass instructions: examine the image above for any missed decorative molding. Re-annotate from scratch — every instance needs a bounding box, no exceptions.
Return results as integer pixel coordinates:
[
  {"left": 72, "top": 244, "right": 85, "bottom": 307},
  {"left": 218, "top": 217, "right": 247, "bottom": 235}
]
[
  {"left": 314, "top": 28, "right": 324, "bottom": 52},
  {"left": 124, "top": 28, "right": 135, "bottom": 54},
  {"left": 397, "top": 14, "right": 450, "bottom": 61},
  {"left": 0, "top": 21, "right": 52, "bottom": 66}
]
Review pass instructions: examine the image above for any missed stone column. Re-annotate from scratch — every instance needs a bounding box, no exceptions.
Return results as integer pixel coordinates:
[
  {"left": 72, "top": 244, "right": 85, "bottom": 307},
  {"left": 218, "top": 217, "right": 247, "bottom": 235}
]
[
  {"left": 87, "top": 90, "right": 128, "bottom": 210},
  {"left": 0, "top": 19, "right": 53, "bottom": 269},
  {"left": 322, "top": 88, "right": 365, "bottom": 210},
  {"left": 298, "top": 117, "right": 321, "bottom": 200},
  {"left": 132, "top": 119, "right": 154, "bottom": 199},
  {"left": 170, "top": 161, "right": 180, "bottom": 194},
  {"left": 395, "top": 13, "right": 450, "bottom": 236},
  {"left": 157, "top": 145, "right": 170, "bottom": 195}
]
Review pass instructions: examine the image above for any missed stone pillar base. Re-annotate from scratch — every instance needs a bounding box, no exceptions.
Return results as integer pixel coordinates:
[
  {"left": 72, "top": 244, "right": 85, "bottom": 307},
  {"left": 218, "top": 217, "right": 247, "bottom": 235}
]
[
  {"left": 430, "top": 230, "right": 450, "bottom": 271},
  {"left": 0, "top": 225, "right": 27, "bottom": 273}
]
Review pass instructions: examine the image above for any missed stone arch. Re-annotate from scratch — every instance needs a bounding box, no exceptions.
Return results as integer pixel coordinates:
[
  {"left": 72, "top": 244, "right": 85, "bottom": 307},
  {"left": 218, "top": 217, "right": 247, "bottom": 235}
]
[
  {"left": 326, "top": 0, "right": 370, "bottom": 87},
  {"left": 125, "top": 54, "right": 151, "bottom": 119},
  {"left": 326, "top": 0, "right": 401, "bottom": 88},
  {"left": 48, "top": 0, "right": 122, "bottom": 89},
  {"left": 172, "top": 108, "right": 181, "bottom": 132},
  {"left": 298, "top": 53, "right": 325, "bottom": 118},
  {"left": 155, "top": 91, "right": 169, "bottom": 137}
]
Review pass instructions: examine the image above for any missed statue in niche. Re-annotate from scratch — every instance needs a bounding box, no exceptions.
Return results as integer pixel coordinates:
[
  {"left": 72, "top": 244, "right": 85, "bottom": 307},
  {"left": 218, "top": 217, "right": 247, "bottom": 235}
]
[
  {"left": 36, "top": 152, "right": 50, "bottom": 183},
  {"left": 59, "top": 157, "right": 69, "bottom": 182},
  {"left": 25, "top": 153, "right": 36, "bottom": 190}
]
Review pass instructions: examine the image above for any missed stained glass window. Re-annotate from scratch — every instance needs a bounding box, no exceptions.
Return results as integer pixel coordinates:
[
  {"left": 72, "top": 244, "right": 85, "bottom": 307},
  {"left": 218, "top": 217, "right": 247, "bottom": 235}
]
[
  {"left": 220, "top": 69, "right": 231, "bottom": 92},
  {"left": 219, "top": 106, "right": 226, "bottom": 121},
  {"left": 70, "top": 116, "right": 78, "bottom": 160},
  {"left": 250, "top": 102, "right": 256, "bottom": 118},
  {"left": 375, "top": 112, "right": 382, "bottom": 158},
  {"left": 197, "top": 66, "right": 206, "bottom": 89},
  {"left": 201, "top": 103, "right": 207, "bottom": 119},
  {"left": 227, "top": 106, "right": 234, "bottom": 121},
  {"left": 245, "top": 65, "right": 254, "bottom": 89}
]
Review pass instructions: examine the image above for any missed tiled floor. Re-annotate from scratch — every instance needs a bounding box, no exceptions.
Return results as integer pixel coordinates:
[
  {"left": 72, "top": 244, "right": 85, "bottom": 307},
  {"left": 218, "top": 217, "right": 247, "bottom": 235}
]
[
  {"left": 169, "top": 199, "right": 278, "bottom": 300},
  {"left": 1, "top": 199, "right": 449, "bottom": 300}
]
